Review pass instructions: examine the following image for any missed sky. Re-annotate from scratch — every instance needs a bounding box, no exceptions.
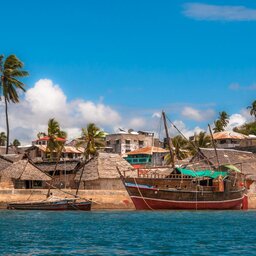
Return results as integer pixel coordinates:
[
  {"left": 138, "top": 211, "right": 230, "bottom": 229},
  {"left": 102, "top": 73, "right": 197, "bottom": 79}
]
[{"left": 0, "top": 0, "right": 256, "bottom": 144}]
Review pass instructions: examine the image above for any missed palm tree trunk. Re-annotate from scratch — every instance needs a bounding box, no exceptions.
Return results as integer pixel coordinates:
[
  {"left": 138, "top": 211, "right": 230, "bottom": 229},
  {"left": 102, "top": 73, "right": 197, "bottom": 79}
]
[
  {"left": 46, "top": 145, "right": 64, "bottom": 197},
  {"left": 4, "top": 97, "right": 9, "bottom": 154}
]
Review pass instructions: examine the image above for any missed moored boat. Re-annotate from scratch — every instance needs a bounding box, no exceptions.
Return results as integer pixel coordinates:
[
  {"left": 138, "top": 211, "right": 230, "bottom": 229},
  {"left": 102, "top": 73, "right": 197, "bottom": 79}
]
[
  {"left": 7, "top": 199, "right": 69, "bottom": 210},
  {"left": 120, "top": 167, "right": 247, "bottom": 210}
]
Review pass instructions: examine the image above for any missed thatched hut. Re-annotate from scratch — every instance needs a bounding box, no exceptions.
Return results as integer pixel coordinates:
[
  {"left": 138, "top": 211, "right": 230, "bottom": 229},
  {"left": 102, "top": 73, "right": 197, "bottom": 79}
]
[
  {"left": 0, "top": 160, "right": 51, "bottom": 189},
  {"left": 35, "top": 160, "right": 80, "bottom": 189},
  {"left": 75, "top": 153, "right": 135, "bottom": 190}
]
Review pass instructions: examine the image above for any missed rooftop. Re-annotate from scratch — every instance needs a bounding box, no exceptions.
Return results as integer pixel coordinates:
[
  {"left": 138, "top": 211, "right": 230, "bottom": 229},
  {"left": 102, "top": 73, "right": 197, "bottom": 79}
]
[
  {"left": 213, "top": 131, "right": 248, "bottom": 140},
  {"left": 126, "top": 146, "right": 169, "bottom": 155}
]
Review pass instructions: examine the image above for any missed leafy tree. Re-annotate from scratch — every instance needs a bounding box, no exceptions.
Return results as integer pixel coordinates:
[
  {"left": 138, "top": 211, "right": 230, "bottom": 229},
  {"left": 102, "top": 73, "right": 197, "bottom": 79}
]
[
  {"left": 37, "top": 132, "right": 46, "bottom": 139},
  {"left": 187, "top": 132, "right": 212, "bottom": 155},
  {"left": 247, "top": 100, "right": 256, "bottom": 121},
  {"left": 12, "top": 139, "right": 21, "bottom": 147},
  {"left": 213, "top": 111, "right": 229, "bottom": 133},
  {"left": 233, "top": 122, "right": 256, "bottom": 136},
  {"left": 0, "top": 55, "right": 29, "bottom": 154},
  {"left": 164, "top": 135, "right": 190, "bottom": 165},
  {"left": 76, "top": 123, "right": 105, "bottom": 160},
  {"left": 46, "top": 118, "right": 67, "bottom": 197},
  {"left": 46, "top": 118, "right": 67, "bottom": 159},
  {"left": 0, "top": 132, "right": 7, "bottom": 146},
  {"left": 213, "top": 120, "right": 224, "bottom": 133},
  {"left": 219, "top": 111, "right": 229, "bottom": 127}
]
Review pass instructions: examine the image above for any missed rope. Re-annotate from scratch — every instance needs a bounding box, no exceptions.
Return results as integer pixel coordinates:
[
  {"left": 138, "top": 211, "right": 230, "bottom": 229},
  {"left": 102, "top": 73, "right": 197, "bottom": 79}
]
[{"left": 133, "top": 177, "right": 154, "bottom": 210}]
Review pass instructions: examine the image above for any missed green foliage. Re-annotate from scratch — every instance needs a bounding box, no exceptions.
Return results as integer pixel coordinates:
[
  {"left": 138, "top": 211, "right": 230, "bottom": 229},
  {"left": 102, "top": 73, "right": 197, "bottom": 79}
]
[
  {"left": 46, "top": 118, "right": 67, "bottom": 159},
  {"left": 233, "top": 121, "right": 256, "bottom": 136},
  {"left": 213, "top": 111, "right": 229, "bottom": 133},
  {"left": 0, "top": 54, "right": 29, "bottom": 154},
  {"left": 186, "top": 131, "right": 212, "bottom": 155},
  {"left": 0, "top": 132, "right": 7, "bottom": 146},
  {"left": 12, "top": 139, "right": 21, "bottom": 147},
  {"left": 76, "top": 123, "right": 105, "bottom": 160},
  {"left": 247, "top": 100, "right": 256, "bottom": 121}
]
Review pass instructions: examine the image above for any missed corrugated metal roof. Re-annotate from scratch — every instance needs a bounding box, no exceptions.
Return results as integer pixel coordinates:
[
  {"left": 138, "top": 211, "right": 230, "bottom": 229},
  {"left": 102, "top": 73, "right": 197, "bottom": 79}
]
[
  {"left": 213, "top": 131, "right": 248, "bottom": 140},
  {"left": 35, "top": 145, "right": 84, "bottom": 154}
]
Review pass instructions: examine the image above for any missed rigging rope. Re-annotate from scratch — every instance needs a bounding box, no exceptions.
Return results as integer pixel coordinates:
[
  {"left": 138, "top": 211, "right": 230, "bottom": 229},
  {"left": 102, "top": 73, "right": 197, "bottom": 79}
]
[{"left": 133, "top": 177, "right": 154, "bottom": 210}]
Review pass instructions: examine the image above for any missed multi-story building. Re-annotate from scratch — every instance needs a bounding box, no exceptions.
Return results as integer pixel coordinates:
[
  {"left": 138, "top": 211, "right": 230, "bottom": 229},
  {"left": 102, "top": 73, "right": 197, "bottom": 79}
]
[{"left": 105, "top": 130, "right": 154, "bottom": 155}]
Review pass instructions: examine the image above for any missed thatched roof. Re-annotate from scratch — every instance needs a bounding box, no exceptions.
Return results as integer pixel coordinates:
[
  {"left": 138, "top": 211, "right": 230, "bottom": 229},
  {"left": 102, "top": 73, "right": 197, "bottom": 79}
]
[
  {"left": 0, "top": 160, "right": 52, "bottom": 181},
  {"left": 75, "top": 152, "right": 135, "bottom": 182},
  {"left": 187, "top": 148, "right": 256, "bottom": 177},
  {"left": 0, "top": 155, "right": 13, "bottom": 171},
  {"left": 35, "top": 160, "right": 80, "bottom": 172}
]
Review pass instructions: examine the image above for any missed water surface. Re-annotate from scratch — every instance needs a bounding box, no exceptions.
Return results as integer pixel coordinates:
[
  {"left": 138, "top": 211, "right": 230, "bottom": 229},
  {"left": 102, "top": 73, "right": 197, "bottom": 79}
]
[{"left": 0, "top": 210, "right": 256, "bottom": 255}]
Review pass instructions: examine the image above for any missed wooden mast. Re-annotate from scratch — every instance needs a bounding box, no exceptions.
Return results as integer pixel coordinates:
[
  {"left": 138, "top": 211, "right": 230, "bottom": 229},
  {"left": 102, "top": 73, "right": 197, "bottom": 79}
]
[
  {"left": 162, "top": 111, "right": 175, "bottom": 168},
  {"left": 208, "top": 124, "right": 220, "bottom": 168}
]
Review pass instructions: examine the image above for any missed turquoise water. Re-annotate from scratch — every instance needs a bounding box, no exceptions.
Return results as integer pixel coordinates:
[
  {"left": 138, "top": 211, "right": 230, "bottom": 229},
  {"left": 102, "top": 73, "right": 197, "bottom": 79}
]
[{"left": 0, "top": 210, "right": 256, "bottom": 255}]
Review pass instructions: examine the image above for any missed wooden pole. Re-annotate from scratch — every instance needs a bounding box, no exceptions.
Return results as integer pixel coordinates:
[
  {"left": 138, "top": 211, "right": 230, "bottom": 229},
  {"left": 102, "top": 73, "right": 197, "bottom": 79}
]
[
  {"left": 208, "top": 124, "right": 220, "bottom": 169},
  {"left": 162, "top": 111, "right": 175, "bottom": 168}
]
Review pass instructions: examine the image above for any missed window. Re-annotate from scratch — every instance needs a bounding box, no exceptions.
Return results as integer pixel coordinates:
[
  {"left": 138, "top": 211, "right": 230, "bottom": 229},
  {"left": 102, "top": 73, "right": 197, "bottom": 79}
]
[
  {"left": 125, "top": 140, "right": 131, "bottom": 144},
  {"left": 139, "top": 140, "right": 144, "bottom": 148}
]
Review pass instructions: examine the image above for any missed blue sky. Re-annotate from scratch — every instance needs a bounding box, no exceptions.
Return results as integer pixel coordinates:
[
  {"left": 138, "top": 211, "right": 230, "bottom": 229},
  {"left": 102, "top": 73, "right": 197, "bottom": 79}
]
[{"left": 1, "top": 0, "right": 256, "bottom": 142}]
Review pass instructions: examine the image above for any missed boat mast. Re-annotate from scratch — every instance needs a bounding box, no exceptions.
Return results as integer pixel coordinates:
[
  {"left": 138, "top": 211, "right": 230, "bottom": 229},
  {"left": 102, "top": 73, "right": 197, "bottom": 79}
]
[
  {"left": 162, "top": 111, "right": 175, "bottom": 168},
  {"left": 208, "top": 124, "right": 220, "bottom": 169}
]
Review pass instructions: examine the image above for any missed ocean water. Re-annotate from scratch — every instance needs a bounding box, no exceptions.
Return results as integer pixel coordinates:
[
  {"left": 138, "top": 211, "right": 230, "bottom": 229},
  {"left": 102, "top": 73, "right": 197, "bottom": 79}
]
[{"left": 0, "top": 210, "right": 256, "bottom": 256}]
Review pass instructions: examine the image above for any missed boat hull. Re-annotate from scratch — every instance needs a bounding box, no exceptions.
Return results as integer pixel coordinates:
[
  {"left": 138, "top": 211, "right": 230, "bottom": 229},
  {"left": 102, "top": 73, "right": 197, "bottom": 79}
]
[
  {"left": 67, "top": 201, "right": 92, "bottom": 211},
  {"left": 7, "top": 200, "right": 69, "bottom": 211},
  {"left": 124, "top": 182, "right": 245, "bottom": 210},
  {"left": 130, "top": 195, "right": 244, "bottom": 210}
]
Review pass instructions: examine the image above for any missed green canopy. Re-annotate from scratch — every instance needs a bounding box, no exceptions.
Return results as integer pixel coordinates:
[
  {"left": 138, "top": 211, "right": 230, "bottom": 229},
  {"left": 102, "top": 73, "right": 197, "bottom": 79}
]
[
  {"left": 221, "top": 164, "right": 241, "bottom": 173},
  {"left": 177, "top": 168, "right": 228, "bottom": 179}
]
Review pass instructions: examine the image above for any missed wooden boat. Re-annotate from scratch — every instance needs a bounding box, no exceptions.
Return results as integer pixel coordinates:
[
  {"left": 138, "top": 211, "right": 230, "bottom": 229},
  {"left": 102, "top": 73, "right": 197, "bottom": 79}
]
[
  {"left": 118, "top": 111, "right": 249, "bottom": 210},
  {"left": 120, "top": 168, "right": 247, "bottom": 210},
  {"left": 7, "top": 199, "right": 69, "bottom": 210},
  {"left": 7, "top": 198, "right": 92, "bottom": 211},
  {"left": 67, "top": 199, "right": 92, "bottom": 211}
]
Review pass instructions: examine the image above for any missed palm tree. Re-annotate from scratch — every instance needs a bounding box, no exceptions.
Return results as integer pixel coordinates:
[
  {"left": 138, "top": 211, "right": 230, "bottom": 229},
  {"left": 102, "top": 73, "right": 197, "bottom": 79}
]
[
  {"left": 0, "top": 132, "right": 7, "bottom": 146},
  {"left": 164, "top": 135, "right": 190, "bottom": 165},
  {"left": 247, "top": 100, "right": 256, "bottom": 121},
  {"left": 213, "top": 120, "right": 224, "bottom": 133},
  {"left": 46, "top": 118, "right": 67, "bottom": 160},
  {"left": 37, "top": 132, "right": 46, "bottom": 139},
  {"left": 76, "top": 123, "right": 105, "bottom": 160},
  {"left": 46, "top": 118, "right": 67, "bottom": 197},
  {"left": 12, "top": 139, "right": 21, "bottom": 147},
  {"left": 187, "top": 132, "right": 212, "bottom": 155},
  {"left": 0, "top": 54, "right": 29, "bottom": 154},
  {"left": 219, "top": 111, "right": 229, "bottom": 127}
]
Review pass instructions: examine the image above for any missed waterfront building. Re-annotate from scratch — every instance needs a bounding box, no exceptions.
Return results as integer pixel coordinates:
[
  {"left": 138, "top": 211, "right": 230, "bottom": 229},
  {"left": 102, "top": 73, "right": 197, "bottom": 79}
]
[
  {"left": 0, "top": 159, "right": 51, "bottom": 189},
  {"left": 212, "top": 131, "right": 248, "bottom": 149},
  {"left": 75, "top": 152, "right": 135, "bottom": 190},
  {"left": 105, "top": 130, "right": 155, "bottom": 155},
  {"left": 124, "top": 146, "right": 169, "bottom": 168}
]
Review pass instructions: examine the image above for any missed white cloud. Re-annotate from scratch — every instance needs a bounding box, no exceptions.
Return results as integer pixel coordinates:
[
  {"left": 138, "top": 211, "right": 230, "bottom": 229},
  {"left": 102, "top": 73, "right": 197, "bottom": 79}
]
[
  {"left": 226, "top": 109, "right": 254, "bottom": 131},
  {"left": 152, "top": 112, "right": 161, "bottom": 118},
  {"left": 0, "top": 79, "right": 122, "bottom": 144},
  {"left": 183, "top": 3, "right": 256, "bottom": 21},
  {"left": 77, "top": 101, "right": 121, "bottom": 126},
  {"left": 128, "top": 118, "right": 146, "bottom": 129},
  {"left": 181, "top": 107, "right": 215, "bottom": 121}
]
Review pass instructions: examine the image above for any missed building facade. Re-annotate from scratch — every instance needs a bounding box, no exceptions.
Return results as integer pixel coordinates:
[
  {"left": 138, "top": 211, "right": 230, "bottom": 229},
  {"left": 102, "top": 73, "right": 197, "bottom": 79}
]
[{"left": 105, "top": 131, "right": 154, "bottom": 155}]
